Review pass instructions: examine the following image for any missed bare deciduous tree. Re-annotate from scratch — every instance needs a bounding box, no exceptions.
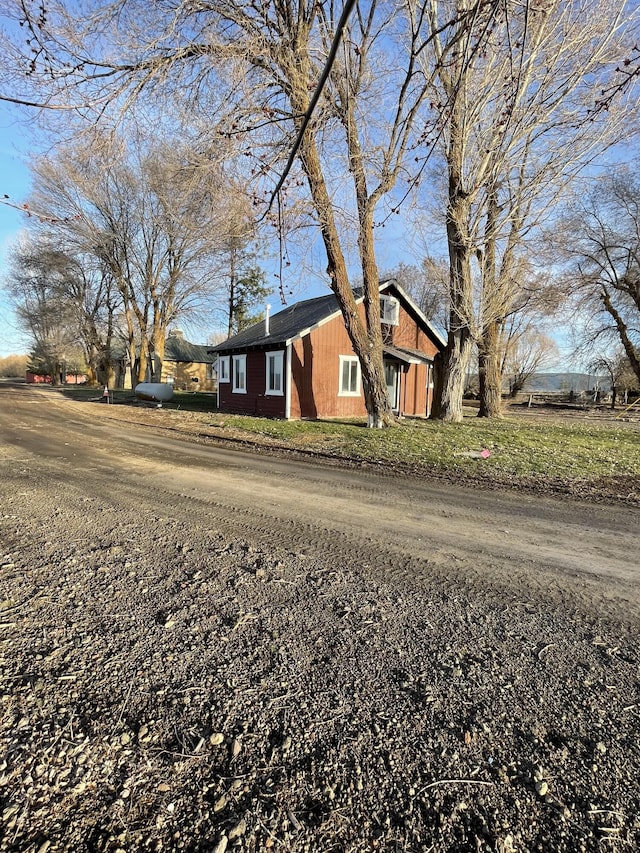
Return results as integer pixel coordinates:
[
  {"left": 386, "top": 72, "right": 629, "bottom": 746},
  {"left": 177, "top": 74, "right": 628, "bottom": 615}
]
[
  {"left": 504, "top": 329, "right": 559, "bottom": 398},
  {"left": 588, "top": 350, "right": 636, "bottom": 409},
  {"left": 0, "top": 354, "right": 28, "bottom": 377},
  {"left": 414, "top": 0, "right": 638, "bottom": 421},
  {"left": 5, "top": 235, "right": 83, "bottom": 384},
  {"left": 27, "top": 132, "right": 247, "bottom": 384},
  {"left": 3, "top": 0, "right": 635, "bottom": 423},
  {"left": 0, "top": 0, "right": 504, "bottom": 426},
  {"left": 559, "top": 165, "right": 640, "bottom": 386},
  {"left": 210, "top": 0, "right": 442, "bottom": 425},
  {"left": 3, "top": 229, "right": 119, "bottom": 385}
]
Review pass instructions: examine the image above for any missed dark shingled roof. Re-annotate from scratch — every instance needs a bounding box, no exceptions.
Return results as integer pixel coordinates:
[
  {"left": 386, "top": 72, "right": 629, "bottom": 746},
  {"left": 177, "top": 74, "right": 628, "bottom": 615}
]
[
  {"left": 210, "top": 292, "right": 342, "bottom": 353},
  {"left": 102, "top": 333, "right": 216, "bottom": 363},
  {"left": 209, "top": 281, "right": 447, "bottom": 354},
  {"left": 165, "top": 333, "right": 216, "bottom": 364}
]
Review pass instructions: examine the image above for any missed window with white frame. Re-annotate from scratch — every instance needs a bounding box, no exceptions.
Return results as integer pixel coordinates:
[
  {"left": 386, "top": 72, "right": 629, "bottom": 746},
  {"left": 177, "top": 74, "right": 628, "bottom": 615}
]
[
  {"left": 232, "top": 354, "right": 247, "bottom": 393},
  {"left": 265, "top": 350, "right": 284, "bottom": 395},
  {"left": 339, "top": 355, "right": 361, "bottom": 396},
  {"left": 380, "top": 294, "right": 399, "bottom": 325},
  {"left": 217, "top": 356, "right": 230, "bottom": 383}
]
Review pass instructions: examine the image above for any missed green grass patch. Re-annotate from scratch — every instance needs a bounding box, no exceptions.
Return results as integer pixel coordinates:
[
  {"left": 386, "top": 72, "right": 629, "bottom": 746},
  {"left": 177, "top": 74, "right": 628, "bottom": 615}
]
[
  {"left": 205, "top": 412, "right": 640, "bottom": 481},
  {"left": 57, "top": 385, "right": 639, "bottom": 482}
]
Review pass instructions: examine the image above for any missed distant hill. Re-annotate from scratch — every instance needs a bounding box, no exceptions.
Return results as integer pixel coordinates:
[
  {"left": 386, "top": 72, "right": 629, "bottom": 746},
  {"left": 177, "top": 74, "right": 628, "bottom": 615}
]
[
  {"left": 468, "top": 372, "right": 609, "bottom": 394},
  {"left": 517, "top": 372, "right": 608, "bottom": 393}
]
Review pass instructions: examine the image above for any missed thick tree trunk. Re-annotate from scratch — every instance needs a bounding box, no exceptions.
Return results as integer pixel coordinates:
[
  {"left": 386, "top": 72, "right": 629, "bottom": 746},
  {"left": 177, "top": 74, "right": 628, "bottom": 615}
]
[
  {"left": 124, "top": 348, "right": 134, "bottom": 389},
  {"left": 477, "top": 185, "right": 504, "bottom": 418},
  {"left": 358, "top": 202, "right": 392, "bottom": 426},
  {"left": 361, "top": 347, "right": 391, "bottom": 427},
  {"left": 49, "top": 363, "right": 63, "bottom": 387},
  {"left": 136, "top": 347, "right": 148, "bottom": 385},
  {"left": 228, "top": 248, "right": 236, "bottom": 338},
  {"left": 478, "top": 320, "right": 503, "bottom": 418},
  {"left": 509, "top": 378, "right": 524, "bottom": 398},
  {"left": 151, "top": 327, "right": 166, "bottom": 383},
  {"left": 346, "top": 94, "right": 394, "bottom": 428},
  {"left": 601, "top": 289, "right": 640, "bottom": 385},
  {"left": 432, "top": 191, "right": 474, "bottom": 420},
  {"left": 79, "top": 311, "right": 103, "bottom": 387},
  {"left": 97, "top": 360, "right": 116, "bottom": 388},
  {"left": 86, "top": 363, "right": 99, "bottom": 386},
  {"left": 431, "top": 327, "right": 473, "bottom": 422},
  {"left": 432, "top": 89, "right": 475, "bottom": 423},
  {"left": 85, "top": 340, "right": 101, "bottom": 387}
]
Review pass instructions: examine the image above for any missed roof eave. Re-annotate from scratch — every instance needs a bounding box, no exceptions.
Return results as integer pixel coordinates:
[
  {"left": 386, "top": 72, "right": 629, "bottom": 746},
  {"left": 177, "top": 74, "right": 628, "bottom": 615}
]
[{"left": 286, "top": 291, "right": 366, "bottom": 346}]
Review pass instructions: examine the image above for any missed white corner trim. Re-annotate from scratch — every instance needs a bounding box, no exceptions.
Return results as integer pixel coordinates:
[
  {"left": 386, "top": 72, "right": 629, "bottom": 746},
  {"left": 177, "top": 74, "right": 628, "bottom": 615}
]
[{"left": 285, "top": 343, "right": 292, "bottom": 419}]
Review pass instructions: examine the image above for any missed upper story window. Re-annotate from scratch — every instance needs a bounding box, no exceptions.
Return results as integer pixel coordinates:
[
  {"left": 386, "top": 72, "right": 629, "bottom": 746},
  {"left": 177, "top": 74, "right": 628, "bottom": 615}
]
[
  {"left": 232, "top": 354, "right": 247, "bottom": 393},
  {"left": 217, "top": 356, "right": 230, "bottom": 383},
  {"left": 266, "top": 350, "right": 284, "bottom": 396},
  {"left": 339, "top": 355, "right": 361, "bottom": 396},
  {"left": 380, "top": 294, "right": 399, "bottom": 325}
]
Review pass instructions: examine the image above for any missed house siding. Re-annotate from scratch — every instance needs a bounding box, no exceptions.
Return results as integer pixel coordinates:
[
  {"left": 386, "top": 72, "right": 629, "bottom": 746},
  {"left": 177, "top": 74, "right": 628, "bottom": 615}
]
[
  {"left": 217, "top": 349, "right": 287, "bottom": 418},
  {"left": 162, "top": 360, "right": 216, "bottom": 393},
  {"left": 390, "top": 294, "right": 440, "bottom": 360},
  {"left": 292, "top": 312, "right": 370, "bottom": 419},
  {"left": 290, "top": 299, "right": 437, "bottom": 420},
  {"left": 399, "top": 361, "right": 429, "bottom": 417},
  {"left": 385, "top": 291, "right": 440, "bottom": 418}
]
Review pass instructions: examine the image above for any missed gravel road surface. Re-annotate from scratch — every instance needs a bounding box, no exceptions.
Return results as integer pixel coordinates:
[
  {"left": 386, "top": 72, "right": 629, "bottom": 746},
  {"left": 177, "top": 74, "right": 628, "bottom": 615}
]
[{"left": 1, "top": 383, "right": 638, "bottom": 853}]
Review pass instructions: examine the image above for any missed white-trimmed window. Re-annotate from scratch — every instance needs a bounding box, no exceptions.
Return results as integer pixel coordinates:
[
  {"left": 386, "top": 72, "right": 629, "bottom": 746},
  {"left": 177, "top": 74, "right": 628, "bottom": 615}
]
[
  {"left": 266, "top": 350, "right": 284, "bottom": 396},
  {"left": 380, "top": 294, "right": 399, "bottom": 325},
  {"left": 232, "top": 354, "right": 247, "bottom": 393},
  {"left": 339, "top": 355, "right": 361, "bottom": 396},
  {"left": 217, "top": 356, "right": 230, "bottom": 383}
]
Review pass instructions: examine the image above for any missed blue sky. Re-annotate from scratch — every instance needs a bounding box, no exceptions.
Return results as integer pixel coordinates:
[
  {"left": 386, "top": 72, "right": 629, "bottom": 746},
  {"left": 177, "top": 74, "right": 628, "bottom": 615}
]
[
  {"left": 0, "top": 101, "right": 32, "bottom": 356},
  {"left": 1, "top": 93, "right": 633, "bottom": 369},
  {"left": 0, "top": 99, "right": 421, "bottom": 357}
]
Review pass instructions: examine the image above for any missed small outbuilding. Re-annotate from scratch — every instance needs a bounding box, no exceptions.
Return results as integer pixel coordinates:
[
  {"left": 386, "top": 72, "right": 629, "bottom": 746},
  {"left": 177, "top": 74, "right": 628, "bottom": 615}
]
[
  {"left": 160, "top": 330, "right": 217, "bottom": 392},
  {"left": 210, "top": 280, "right": 445, "bottom": 420}
]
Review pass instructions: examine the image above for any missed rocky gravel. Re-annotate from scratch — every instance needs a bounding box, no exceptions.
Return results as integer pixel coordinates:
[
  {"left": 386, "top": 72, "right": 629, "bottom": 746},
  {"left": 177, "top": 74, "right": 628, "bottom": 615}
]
[{"left": 1, "top": 387, "right": 639, "bottom": 852}]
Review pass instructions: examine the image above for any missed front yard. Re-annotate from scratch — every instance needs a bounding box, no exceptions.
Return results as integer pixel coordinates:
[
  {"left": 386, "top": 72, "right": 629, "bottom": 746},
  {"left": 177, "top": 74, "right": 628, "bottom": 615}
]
[{"left": 58, "top": 386, "right": 640, "bottom": 502}]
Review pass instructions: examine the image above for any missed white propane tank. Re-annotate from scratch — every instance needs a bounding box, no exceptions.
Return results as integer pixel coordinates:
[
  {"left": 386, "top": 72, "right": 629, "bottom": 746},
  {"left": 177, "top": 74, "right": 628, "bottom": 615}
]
[{"left": 134, "top": 382, "right": 175, "bottom": 403}]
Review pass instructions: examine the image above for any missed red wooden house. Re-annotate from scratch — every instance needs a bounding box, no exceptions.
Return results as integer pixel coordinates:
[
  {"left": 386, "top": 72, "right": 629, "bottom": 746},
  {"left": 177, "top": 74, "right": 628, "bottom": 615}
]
[{"left": 211, "top": 280, "right": 445, "bottom": 420}]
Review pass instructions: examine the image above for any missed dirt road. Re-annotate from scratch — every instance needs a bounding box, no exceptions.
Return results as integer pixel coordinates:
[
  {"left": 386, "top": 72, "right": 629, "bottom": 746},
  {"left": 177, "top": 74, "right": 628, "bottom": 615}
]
[
  {"left": 1, "top": 383, "right": 638, "bottom": 612},
  {"left": 1, "top": 383, "right": 638, "bottom": 852}
]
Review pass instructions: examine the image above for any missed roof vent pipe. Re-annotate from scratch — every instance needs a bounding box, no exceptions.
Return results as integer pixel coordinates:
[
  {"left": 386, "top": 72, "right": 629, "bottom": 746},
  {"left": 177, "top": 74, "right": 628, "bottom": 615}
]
[{"left": 265, "top": 304, "right": 271, "bottom": 336}]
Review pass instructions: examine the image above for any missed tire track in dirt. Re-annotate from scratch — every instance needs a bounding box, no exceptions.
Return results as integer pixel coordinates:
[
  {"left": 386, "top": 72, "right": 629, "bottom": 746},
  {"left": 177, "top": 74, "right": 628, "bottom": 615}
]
[
  {"left": 2, "top": 432, "right": 634, "bottom": 629},
  {"left": 2, "top": 385, "right": 640, "bottom": 853},
  {"left": 1, "top": 383, "right": 638, "bottom": 625}
]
